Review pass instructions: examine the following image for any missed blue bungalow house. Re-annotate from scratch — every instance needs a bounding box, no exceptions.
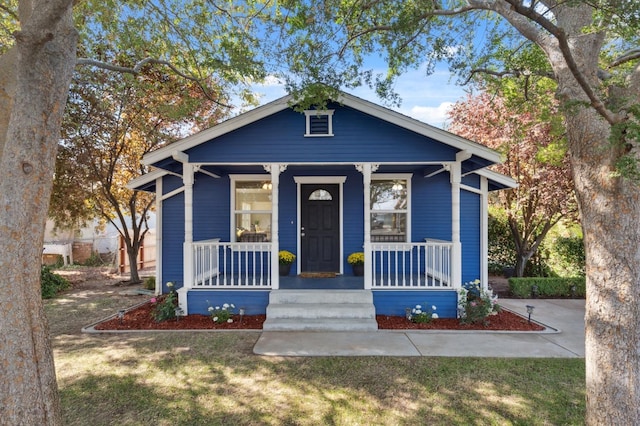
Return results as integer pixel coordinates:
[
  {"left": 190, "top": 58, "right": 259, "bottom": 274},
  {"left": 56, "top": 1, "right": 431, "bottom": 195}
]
[{"left": 128, "top": 91, "right": 515, "bottom": 330}]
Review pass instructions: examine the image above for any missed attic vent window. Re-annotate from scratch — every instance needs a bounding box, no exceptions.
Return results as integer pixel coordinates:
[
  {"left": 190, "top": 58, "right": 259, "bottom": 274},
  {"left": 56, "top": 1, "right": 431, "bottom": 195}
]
[{"left": 304, "top": 110, "right": 334, "bottom": 137}]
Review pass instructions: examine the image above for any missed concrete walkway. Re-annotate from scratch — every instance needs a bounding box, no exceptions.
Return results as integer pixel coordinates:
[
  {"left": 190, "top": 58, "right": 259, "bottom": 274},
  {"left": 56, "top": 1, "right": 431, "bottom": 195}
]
[{"left": 253, "top": 299, "right": 585, "bottom": 358}]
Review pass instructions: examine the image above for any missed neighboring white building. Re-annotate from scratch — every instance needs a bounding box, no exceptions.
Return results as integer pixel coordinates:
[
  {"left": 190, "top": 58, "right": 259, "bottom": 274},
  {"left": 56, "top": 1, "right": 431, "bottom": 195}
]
[{"left": 43, "top": 214, "right": 156, "bottom": 270}]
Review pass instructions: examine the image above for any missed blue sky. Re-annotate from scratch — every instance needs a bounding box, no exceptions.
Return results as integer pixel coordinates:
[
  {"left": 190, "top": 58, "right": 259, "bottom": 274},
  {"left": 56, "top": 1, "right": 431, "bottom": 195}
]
[{"left": 247, "top": 62, "right": 468, "bottom": 130}]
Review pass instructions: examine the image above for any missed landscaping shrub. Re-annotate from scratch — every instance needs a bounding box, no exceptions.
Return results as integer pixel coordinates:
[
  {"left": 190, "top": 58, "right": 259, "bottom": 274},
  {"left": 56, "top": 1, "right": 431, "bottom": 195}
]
[
  {"left": 508, "top": 277, "right": 585, "bottom": 298},
  {"left": 458, "top": 279, "right": 500, "bottom": 324},
  {"left": 83, "top": 251, "right": 104, "bottom": 266},
  {"left": 143, "top": 276, "right": 156, "bottom": 291},
  {"left": 548, "top": 236, "right": 585, "bottom": 277},
  {"left": 41, "top": 265, "right": 70, "bottom": 299},
  {"left": 488, "top": 210, "right": 516, "bottom": 273}
]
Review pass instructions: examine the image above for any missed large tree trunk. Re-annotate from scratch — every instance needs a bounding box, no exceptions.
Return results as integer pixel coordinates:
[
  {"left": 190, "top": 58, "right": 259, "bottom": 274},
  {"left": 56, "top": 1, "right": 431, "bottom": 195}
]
[
  {"left": 567, "top": 107, "right": 640, "bottom": 425},
  {"left": 556, "top": 48, "right": 640, "bottom": 426},
  {"left": 534, "top": 6, "right": 640, "bottom": 422},
  {"left": 0, "top": 1, "right": 77, "bottom": 424}
]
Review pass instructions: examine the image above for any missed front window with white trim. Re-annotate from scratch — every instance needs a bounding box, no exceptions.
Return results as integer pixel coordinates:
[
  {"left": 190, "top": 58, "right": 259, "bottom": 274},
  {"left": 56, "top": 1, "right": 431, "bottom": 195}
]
[
  {"left": 370, "top": 174, "right": 411, "bottom": 242},
  {"left": 232, "top": 177, "right": 272, "bottom": 242}
]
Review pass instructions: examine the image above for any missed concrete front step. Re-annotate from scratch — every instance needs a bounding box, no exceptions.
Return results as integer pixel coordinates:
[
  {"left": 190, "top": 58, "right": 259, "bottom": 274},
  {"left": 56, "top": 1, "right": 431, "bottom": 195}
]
[
  {"left": 263, "top": 289, "right": 378, "bottom": 331},
  {"left": 266, "top": 303, "right": 375, "bottom": 319},
  {"left": 262, "top": 318, "right": 379, "bottom": 331},
  {"left": 268, "top": 289, "right": 373, "bottom": 304}
]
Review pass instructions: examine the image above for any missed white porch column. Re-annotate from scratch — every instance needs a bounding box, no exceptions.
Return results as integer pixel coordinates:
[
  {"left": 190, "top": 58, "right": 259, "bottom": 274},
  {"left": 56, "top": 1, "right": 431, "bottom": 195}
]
[
  {"left": 357, "top": 163, "right": 376, "bottom": 289},
  {"left": 266, "top": 163, "right": 285, "bottom": 289},
  {"left": 450, "top": 160, "right": 462, "bottom": 289},
  {"left": 182, "top": 162, "right": 194, "bottom": 293},
  {"left": 155, "top": 177, "right": 163, "bottom": 295},
  {"left": 170, "top": 152, "right": 194, "bottom": 315},
  {"left": 480, "top": 176, "right": 489, "bottom": 291}
]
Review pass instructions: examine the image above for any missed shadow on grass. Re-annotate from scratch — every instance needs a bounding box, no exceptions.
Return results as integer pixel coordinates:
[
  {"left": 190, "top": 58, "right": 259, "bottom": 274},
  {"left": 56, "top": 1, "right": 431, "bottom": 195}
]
[{"left": 55, "top": 333, "right": 585, "bottom": 425}]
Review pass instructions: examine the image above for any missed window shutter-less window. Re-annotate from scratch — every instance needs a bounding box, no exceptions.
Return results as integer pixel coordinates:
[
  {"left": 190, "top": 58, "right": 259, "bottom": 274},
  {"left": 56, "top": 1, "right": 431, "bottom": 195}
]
[{"left": 304, "top": 110, "right": 334, "bottom": 137}]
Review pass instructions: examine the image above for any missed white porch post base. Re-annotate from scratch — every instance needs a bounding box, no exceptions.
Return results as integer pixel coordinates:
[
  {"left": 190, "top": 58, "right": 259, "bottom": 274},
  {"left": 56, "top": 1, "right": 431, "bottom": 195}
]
[{"left": 177, "top": 287, "right": 189, "bottom": 315}]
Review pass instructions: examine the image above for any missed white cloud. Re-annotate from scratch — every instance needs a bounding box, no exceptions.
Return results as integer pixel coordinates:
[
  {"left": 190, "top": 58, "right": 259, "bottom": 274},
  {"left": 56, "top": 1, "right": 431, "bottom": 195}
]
[{"left": 405, "top": 102, "right": 454, "bottom": 127}]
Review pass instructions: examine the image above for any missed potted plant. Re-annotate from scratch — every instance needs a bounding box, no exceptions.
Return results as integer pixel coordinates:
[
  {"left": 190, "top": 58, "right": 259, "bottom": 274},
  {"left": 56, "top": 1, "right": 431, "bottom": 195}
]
[
  {"left": 278, "top": 250, "right": 296, "bottom": 276},
  {"left": 347, "top": 252, "right": 365, "bottom": 276}
]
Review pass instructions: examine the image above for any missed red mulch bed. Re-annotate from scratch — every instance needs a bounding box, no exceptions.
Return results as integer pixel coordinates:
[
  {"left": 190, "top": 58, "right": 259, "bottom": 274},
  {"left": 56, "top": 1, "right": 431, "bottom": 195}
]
[
  {"left": 94, "top": 301, "right": 544, "bottom": 331},
  {"left": 376, "top": 311, "right": 544, "bottom": 331}
]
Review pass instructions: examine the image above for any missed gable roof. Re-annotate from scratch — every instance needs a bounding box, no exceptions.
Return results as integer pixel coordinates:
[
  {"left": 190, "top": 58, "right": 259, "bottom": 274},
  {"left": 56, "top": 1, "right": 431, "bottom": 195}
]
[{"left": 141, "top": 91, "right": 501, "bottom": 167}]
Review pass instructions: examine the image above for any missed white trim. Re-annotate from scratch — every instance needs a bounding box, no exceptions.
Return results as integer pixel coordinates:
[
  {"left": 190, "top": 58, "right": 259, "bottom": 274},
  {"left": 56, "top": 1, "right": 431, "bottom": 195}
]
[
  {"left": 127, "top": 168, "right": 166, "bottom": 189},
  {"left": 294, "top": 176, "right": 346, "bottom": 275},
  {"left": 475, "top": 168, "right": 518, "bottom": 189},
  {"left": 370, "top": 173, "right": 413, "bottom": 243},
  {"left": 229, "top": 174, "right": 273, "bottom": 242},
  {"left": 182, "top": 163, "right": 194, "bottom": 291},
  {"left": 460, "top": 183, "right": 482, "bottom": 195},
  {"left": 450, "top": 161, "right": 462, "bottom": 289},
  {"left": 229, "top": 173, "right": 272, "bottom": 180},
  {"left": 304, "top": 109, "right": 335, "bottom": 137},
  {"left": 480, "top": 177, "right": 489, "bottom": 291},
  {"left": 269, "top": 164, "right": 282, "bottom": 290},
  {"left": 155, "top": 177, "right": 163, "bottom": 296},
  {"left": 293, "top": 176, "right": 347, "bottom": 184},
  {"left": 193, "top": 165, "right": 220, "bottom": 179},
  {"left": 161, "top": 187, "right": 185, "bottom": 201}
]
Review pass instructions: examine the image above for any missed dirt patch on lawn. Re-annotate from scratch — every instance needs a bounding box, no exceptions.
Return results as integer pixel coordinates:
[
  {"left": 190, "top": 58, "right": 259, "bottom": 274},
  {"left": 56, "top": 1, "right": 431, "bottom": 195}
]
[{"left": 45, "top": 267, "right": 149, "bottom": 336}]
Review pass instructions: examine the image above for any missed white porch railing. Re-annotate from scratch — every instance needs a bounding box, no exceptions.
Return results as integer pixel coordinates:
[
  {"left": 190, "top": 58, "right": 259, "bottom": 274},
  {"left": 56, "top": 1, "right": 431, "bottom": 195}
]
[
  {"left": 192, "top": 240, "right": 272, "bottom": 288},
  {"left": 371, "top": 241, "right": 452, "bottom": 288}
]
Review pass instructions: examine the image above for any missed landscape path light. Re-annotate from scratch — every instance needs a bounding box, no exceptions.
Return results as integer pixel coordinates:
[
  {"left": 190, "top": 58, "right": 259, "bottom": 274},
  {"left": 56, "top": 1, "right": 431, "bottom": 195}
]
[{"left": 526, "top": 305, "right": 535, "bottom": 324}]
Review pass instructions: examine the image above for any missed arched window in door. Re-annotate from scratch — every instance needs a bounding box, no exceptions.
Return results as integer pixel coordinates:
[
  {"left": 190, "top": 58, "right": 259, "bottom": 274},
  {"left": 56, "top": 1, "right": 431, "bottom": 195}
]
[{"left": 308, "top": 189, "right": 333, "bottom": 201}]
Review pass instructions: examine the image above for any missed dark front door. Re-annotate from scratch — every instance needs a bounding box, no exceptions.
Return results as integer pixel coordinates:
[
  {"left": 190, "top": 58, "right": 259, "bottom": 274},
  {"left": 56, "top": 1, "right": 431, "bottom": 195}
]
[{"left": 301, "top": 184, "right": 340, "bottom": 273}]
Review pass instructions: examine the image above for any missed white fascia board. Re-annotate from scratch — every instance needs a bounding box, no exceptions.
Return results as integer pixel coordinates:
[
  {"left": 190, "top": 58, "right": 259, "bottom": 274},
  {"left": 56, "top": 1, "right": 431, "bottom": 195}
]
[
  {"left": 126, "top": 168, "right": 167, "bottom": 190},
  {"left": 475, "top": 168, "right": 518, "bottom": 189},
  {"left": 336, "top": 93, "right": 502, "bottom": 164},
  {"left": 142, "top": 96, "right": 294, "bottom": 166}
]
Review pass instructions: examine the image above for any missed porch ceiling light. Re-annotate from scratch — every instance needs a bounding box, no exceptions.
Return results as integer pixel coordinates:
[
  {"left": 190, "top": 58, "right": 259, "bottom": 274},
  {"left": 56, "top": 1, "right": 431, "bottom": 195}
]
[
  {"left": 392, "top": 182, "right": 404, "bottom": 191},
  {"left": 262, "top": 182, "right": 272, "bottom": 190}
]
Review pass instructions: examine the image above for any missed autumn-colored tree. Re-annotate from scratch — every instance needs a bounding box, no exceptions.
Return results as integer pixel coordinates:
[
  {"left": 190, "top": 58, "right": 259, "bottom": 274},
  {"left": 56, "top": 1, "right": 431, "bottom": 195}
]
[
  {"left": 448, "top": 91, "right": 576, "bottom": 276},
  {"left": 52, "top": 63, "right": 228, "bottom": 282}
]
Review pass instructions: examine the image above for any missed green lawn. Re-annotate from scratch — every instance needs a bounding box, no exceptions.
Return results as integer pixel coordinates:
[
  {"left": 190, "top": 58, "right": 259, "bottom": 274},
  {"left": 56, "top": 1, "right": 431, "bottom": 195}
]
[
  {"left": 53, "top": 333, "right": 585, "bottom": 425},
  {"left": 47, "top": 269, "right": 585, "bottom": 425}
]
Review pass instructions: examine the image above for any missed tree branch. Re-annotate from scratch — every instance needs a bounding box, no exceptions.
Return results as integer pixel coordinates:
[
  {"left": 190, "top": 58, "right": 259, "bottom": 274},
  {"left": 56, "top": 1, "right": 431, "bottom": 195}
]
[
  {"left": 463, "top": 67, "right": 555, "bottom": 85},
  {"left": 500, "top": 0, "right": 620, "bottom": 125},
  {"left": 610, "top": 48, "right": 640, "bottom": 68},
  {"left": 75, "top": 57, "right": 233, "bottom": 108}
]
